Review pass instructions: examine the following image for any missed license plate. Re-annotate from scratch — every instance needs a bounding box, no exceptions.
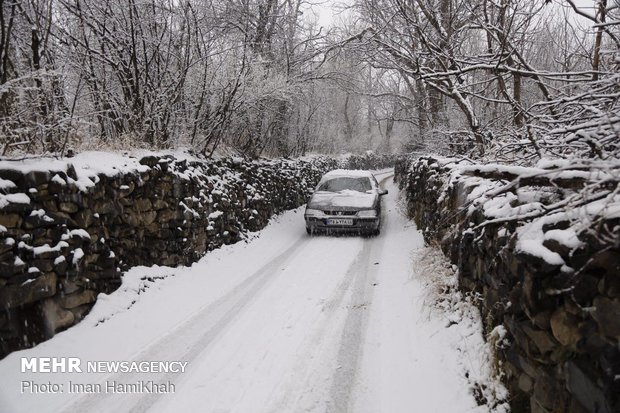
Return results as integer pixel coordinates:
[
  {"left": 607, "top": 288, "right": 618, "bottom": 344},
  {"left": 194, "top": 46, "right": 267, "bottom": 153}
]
[{"left": 326, "top": 218, "right": 353, "bottom": 226}]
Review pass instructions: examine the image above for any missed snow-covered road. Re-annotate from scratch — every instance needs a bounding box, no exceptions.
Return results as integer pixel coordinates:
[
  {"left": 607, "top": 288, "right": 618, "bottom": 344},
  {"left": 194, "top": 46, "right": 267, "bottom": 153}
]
[{"left": 0, "top": 172, "right": 505, "bottom": 413}]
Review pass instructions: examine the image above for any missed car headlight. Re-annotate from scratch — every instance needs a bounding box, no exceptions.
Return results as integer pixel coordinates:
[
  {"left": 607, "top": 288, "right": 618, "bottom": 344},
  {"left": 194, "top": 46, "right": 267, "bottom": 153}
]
[
  {"left": 305, "top": 208, "right": 324, "bottom": 217},
  {"left": 357, "top": 209, "right": 377, "bottom": 218}
]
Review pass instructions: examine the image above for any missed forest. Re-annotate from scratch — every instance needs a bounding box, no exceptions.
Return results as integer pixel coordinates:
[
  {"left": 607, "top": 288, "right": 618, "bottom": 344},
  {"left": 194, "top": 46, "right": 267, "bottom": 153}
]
[{"left": 0, "top": 0, "right": 618, "bottom": 162}]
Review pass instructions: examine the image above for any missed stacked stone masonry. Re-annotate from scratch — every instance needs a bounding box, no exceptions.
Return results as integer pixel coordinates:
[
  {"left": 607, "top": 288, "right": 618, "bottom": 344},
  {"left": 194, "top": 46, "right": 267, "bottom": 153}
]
[{"left": 395, "top": 157, "right": 619, "bottom": 413}]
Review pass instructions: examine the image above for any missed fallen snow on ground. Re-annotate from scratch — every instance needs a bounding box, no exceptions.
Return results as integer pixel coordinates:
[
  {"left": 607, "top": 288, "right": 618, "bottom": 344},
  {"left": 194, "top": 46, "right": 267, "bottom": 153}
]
[
  {"left": 412, "top": 247, "right": 509, "bottom": 412},
  {"left": 0, "top": 177, "right": 506, "bottom": 413}
]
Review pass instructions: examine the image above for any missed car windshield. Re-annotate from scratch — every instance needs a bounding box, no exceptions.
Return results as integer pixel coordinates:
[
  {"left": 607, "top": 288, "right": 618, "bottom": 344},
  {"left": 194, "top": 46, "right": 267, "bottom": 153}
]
[{"left": 318, "top": 177, "right": 373, "bottom": 193}]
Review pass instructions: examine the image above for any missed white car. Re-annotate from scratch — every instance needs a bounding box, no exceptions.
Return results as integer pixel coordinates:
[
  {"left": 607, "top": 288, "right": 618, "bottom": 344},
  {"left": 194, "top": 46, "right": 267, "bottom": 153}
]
[{"left": 304, "top": 170, "right": 388, "bottom": 236}]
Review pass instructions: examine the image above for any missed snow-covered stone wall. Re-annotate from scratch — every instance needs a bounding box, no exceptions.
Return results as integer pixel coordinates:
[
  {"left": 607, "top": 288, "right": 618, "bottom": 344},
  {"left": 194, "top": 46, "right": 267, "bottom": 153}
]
[
  {"left": 0, "top": 153, "right": 340, "bottom": 358},
  {"left": 395, "top": 156, "right": 619, "bottom": 413}
]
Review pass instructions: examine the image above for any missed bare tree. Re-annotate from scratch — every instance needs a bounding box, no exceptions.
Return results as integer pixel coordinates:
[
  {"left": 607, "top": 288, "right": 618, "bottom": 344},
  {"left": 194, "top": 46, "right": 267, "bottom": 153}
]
[{"left": 346, "top": 0, "right": 619, "bottom": 160}]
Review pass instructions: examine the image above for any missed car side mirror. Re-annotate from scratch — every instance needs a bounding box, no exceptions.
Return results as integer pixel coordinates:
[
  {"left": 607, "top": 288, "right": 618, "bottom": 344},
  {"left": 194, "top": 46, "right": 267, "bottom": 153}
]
[{"left": 379, "top": 189, "right": 388, "bottom": 196}]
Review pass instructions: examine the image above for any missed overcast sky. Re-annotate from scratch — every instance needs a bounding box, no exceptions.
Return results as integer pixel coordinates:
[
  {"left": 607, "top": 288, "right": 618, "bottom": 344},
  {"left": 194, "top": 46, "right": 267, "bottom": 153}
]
[{"left": 309, "top": 0, "right": 607, "bottom": 30}]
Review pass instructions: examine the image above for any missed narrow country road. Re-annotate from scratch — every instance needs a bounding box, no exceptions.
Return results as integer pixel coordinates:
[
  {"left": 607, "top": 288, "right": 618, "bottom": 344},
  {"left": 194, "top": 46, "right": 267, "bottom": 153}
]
[{"left": 0, "top": 172, "right": 498, "bottom": 413}]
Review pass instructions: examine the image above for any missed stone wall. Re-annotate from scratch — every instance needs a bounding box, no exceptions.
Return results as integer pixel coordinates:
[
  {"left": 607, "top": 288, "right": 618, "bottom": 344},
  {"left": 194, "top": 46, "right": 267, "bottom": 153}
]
[
  {"left": 0, "top": 154, "right": 340, "bottom": 358},
  {"left": 395, "top": 156, "right": 620, "bottom": 413}
]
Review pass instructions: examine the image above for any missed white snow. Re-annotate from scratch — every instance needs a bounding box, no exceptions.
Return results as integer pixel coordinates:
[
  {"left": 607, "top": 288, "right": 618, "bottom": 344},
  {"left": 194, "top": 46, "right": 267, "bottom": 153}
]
[
  {"left": 544, "top": 228, "right": 583, "bottom": 249},
  {"left": 322, "top": 169, "right": 377, "bottom": 179},
  {"left": 516, "top": 239, "right": 565, "bottom": 266},
  {"left": 51, "top": 174, "right": 67, "bottom": 186},
  {"left": 60, "top": 228, "right": 90, "bottom": 241},
  {"left": 482, "top": 193, "right": 518, "bottom": 218},
  {"left": 180, "top": 202, "right": 199, "bottom": 219},
  {"left": 424, "top": 157, "right": 618, "bottom": 273},
  {"left": 69, "top": 229, "right": 91, "bottom": 240},
  {"left": 0, "top": 151, "right": 151, "bottom": 192},
  {"left": 29, "top": 209, "right": 54, "bottom": 223},
  {"left": 29, "top": 209, "right": 46, "bottom": 217},
  {"left": 0, "top": 178, "right": 505, "bottom": 413},
  {"left": 0, "top": 193, "right": 30, "bottom": 209},
  {"left": 0, "top": 178, "right": 16, "bottom": 191},
  {"left": 0, "top": 158, "right": 69, "bottom": 175},
  {"left": 460, "top": 163, "right": 613, "bottom": 182},
  {"left": 309, "top": 191, "right": 377, "bottom": 209},
  {"left": 208, "top": 210, "right": 223, "bottom": 219},
  {"left": 22, "top": 241, "right": 69, "bottom": 257},
  {"left": 408, "top": 247, "right": 509, "bottom": 412},
  {"left": 72, "top": 248, "right": 85, "bottom": 265}
]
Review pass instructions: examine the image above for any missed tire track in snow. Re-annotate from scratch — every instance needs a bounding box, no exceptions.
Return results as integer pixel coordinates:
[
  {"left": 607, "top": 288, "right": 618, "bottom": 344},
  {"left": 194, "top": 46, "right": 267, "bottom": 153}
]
[
  {"left": 261, "top": 173, "right": 395, "bottom": 413},
  {"left": 264, "top": 239, "right": 367, "bottom": 413},
  {"left": 327, "top": 194, "right": 389, "bottom": 412},
  {"left": 281, "top": 173, "right": 392, "bottom": 413},
  {"left": 58, "top": 235, "right": 311, "bottom": 413},
  {"left": 327, "top": 239, "right": 376, "bottom": 413}
]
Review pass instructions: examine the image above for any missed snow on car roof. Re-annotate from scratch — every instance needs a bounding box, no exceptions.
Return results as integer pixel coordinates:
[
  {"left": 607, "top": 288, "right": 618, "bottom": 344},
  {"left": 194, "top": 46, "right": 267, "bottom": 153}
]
[{"left": 321, "top": 169, "right": 374, "bottom": 179}]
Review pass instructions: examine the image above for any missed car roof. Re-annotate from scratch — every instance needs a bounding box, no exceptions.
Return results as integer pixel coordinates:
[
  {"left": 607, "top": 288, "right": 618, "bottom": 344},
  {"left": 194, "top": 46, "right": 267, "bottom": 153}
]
[{"left": 321, "top": 169, "right": 375, "bottom": 179}]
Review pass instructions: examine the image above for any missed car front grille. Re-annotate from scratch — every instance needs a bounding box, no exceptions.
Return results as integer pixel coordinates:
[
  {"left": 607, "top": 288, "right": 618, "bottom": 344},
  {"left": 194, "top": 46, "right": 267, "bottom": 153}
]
[{"left": 323, "top": 210, "right": 357, "bottom": 216}]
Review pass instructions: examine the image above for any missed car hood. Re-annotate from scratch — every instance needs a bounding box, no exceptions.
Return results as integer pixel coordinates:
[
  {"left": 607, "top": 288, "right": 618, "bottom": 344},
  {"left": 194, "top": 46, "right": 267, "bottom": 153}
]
[{"left": 308, "top": 190, "right": 377, "bottom": 210}]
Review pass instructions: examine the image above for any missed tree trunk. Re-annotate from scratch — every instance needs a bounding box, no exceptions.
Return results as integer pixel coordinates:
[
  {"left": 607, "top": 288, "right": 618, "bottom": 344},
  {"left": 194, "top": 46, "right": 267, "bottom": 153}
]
[
  {"left": 592, "top": 0, "right": 606, "bottom": 81},
  {"left": 343, "top": 93, "right": 353, "bottom": 142}
]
